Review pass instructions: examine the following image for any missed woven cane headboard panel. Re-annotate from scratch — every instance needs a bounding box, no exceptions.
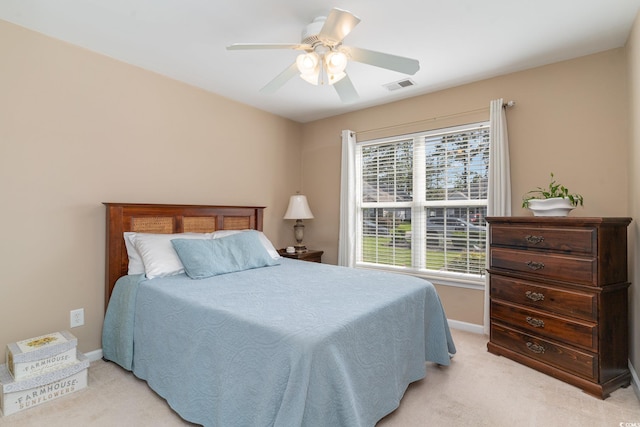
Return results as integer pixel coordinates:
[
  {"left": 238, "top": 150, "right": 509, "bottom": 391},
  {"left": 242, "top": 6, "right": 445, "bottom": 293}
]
[{"left": 103, "top": 203, "right": 265, "bottom": 311}]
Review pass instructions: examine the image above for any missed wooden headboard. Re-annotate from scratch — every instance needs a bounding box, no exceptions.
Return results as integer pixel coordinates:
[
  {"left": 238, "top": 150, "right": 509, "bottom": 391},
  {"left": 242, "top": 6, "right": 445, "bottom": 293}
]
[{"left": 103, "top": 203, "right": 265, "bottom": 311}]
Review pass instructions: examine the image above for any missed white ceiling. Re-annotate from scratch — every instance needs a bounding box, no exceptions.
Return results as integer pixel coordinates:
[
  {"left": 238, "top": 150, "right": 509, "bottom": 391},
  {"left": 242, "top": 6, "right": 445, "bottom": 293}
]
[{"left": 1, "top": 1, "right": 639, "bottom": 123}]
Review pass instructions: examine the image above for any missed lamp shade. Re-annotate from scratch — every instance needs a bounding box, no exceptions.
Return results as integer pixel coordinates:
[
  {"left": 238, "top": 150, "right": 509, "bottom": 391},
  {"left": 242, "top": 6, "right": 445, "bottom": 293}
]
[{"left": 283, "top": 195, "right": 314, "bottom": 220}]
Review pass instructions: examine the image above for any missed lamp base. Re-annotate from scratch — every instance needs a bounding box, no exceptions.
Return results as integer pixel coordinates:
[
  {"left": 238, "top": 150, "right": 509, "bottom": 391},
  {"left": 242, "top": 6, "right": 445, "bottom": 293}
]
[{"left": 293, "top": 220, "right": 307, "bottom": 253}]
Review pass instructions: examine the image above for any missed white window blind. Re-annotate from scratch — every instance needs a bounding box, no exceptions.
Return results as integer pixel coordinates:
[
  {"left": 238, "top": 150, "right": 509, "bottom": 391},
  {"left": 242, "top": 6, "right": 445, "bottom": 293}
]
[{"left": 356, "top": 122, "right": 490, "bottom": 284}]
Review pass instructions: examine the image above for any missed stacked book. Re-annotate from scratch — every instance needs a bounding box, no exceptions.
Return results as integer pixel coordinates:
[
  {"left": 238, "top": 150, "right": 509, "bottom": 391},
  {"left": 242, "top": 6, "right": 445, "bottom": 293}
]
[{"left": 0, "top": 331, "right": 89, "bottom": 416}]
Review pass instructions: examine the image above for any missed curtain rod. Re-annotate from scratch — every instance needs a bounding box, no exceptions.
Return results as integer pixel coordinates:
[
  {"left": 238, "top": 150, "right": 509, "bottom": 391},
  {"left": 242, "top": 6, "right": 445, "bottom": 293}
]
[{"left": 355, "top": 100, "right": 515, "bottom": 138}]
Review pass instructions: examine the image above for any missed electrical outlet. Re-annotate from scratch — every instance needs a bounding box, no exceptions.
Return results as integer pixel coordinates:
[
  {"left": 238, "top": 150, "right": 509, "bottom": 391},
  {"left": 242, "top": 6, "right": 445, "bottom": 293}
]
[{"left": 70, "top": 308, "right": 84, "bottom": 328}]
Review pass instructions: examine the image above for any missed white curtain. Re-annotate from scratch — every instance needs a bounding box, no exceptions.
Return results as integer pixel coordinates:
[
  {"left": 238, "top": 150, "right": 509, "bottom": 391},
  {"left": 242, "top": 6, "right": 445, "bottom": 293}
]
[
  {"left": 338, "top": 130, "right": 357, "bottom": 267},
  {"left": 484, "top": 98, "right": 512, "bottom": 334}
]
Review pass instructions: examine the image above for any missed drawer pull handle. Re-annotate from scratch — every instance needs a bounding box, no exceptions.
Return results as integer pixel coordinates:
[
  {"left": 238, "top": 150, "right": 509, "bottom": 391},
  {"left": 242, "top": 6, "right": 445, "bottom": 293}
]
[
  {"left": 526, "top": 317, "right": 545, "bottom": 328},
  {"left": 526, "top": 342, "right": 545, "bottom": 354},
  {"left": 525, "top": 291, "right": 545, "bottom": 302},
  {"left": 526, "top": 261, "right": 545, "bottom": 270},
  {"left": 525, "top": 235, "right": 545, "bottom": 244}
]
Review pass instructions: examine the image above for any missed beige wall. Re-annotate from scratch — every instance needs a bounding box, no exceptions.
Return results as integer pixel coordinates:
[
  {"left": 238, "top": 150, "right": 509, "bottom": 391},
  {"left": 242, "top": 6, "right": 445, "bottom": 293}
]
[
  {"left": 1, "top": 15, "right": 637, "bottom": 376},
  {"left": 0, "top": 20, "right": 302, "bottom": 361},
  {"left": 301, "top": 48, "right": 629, "bottom": 326},
  {"left": 626, "top": 10, "right": 640, "bottom": 391}
]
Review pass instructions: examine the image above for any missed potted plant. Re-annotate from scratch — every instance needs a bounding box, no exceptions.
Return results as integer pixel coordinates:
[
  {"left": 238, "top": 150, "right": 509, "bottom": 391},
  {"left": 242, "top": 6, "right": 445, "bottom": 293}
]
[{"left": 522, "top": 173, "right": 584, "bottom": 216}]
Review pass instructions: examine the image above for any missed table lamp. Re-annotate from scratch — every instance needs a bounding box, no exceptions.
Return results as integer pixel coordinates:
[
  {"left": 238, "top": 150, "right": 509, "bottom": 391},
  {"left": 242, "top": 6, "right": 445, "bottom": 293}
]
[{"left": 283, "top": 194, "right": 314, "bottom": 252}]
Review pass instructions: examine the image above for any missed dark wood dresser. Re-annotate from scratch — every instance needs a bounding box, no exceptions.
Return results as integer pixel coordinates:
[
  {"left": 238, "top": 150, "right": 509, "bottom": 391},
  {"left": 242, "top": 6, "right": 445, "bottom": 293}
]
[{"left": 486, "top": 217, "right": 631, "bottom": 399}]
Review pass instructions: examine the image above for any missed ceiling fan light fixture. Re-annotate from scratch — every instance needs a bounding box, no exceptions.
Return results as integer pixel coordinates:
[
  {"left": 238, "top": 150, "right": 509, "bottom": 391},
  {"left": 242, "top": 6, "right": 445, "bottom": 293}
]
[
  {"left": 296, "top": 52, "right": 319, "bottom": 74},
  {"left": 229, "top": 7, "right": 420, "bottom": 101},
  {"left": 325, "top": 51, "right": 348, "bottom": 74},
  {"left": 296, "top": 52, "right": 321, "bottom": 85}
]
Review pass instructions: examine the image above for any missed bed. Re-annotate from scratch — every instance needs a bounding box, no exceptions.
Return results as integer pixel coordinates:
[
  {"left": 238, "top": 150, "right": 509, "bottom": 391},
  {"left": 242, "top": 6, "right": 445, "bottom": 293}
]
[{"left": 101, "top": 203, "right": 456, "bottom": 427}]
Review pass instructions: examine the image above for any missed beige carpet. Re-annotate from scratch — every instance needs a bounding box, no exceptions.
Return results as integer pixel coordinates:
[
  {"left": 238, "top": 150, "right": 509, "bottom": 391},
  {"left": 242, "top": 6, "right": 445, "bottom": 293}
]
[{"left": 1, "top": 329, "right": 639, "bottom": 426}]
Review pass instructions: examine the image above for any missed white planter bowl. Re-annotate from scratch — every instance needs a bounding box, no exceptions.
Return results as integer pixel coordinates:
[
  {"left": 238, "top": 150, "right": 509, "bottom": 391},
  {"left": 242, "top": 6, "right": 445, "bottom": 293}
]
[{"left": 527, "top": 198, "right": 575, "bottom": 217}]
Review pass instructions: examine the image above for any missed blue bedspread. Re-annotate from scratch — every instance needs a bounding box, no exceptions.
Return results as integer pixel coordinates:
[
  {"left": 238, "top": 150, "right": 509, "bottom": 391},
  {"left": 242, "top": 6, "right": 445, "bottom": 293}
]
[{"left": 102, "top": 259, "right": 455, "bottom": 427}]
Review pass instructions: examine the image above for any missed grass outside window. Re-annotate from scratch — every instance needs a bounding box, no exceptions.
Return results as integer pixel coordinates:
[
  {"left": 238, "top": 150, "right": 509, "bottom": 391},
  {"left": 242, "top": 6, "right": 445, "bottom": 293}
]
[{"left": 362, "top": 236, "right": 485, "bottom": 274}]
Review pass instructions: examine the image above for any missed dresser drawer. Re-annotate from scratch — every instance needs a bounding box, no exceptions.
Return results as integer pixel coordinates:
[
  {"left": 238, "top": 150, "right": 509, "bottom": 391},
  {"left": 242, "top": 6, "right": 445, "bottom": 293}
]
[
  {"left": 490, "top": 225, "right": 595, "bottom": 254},
  {"left": 490, "top": 275, "right": 596, "bottom": 321},
  {"left": 490, "top": 247, "right": 596, "bottom": 286},
  {"left": 491, "top": 323, "right": 597, "bottom": 381},
  {"left": 491, "top": 300, "right": 597, "bottom": 350}
]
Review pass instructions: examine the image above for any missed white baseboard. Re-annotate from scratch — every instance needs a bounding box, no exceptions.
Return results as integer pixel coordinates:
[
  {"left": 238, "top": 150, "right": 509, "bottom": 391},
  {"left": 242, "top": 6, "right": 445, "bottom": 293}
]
[
  {"left": 85, "top": 349, "right": 103, "bottom": 362},
  {"left": 447, "top": 319, "right": 484, "bottom": 334}
]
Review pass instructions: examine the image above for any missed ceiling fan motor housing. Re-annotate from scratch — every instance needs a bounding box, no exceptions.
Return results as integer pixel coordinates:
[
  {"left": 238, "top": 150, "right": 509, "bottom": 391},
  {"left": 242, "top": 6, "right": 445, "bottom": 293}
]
[{"left": 302, "top": 16, "right": 328, "bottom": 47}]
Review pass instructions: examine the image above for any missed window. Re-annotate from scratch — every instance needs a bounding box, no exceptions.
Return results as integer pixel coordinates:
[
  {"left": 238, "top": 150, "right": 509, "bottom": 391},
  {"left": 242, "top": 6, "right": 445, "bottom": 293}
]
[{"left": 356, "top": 122, "right": 490, "bottom": 286}]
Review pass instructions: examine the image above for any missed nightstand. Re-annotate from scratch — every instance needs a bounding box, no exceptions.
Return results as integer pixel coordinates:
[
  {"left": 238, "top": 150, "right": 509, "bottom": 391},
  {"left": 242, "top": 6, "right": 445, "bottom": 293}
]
[{"left": 278, "top": 249, "right": 323, "bottom": 263}]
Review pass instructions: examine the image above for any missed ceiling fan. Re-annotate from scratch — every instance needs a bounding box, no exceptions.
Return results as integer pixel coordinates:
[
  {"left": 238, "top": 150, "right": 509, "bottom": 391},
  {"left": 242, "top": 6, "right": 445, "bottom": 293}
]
[{"left": 226, "top": 8, "right": 420, "bottom": 103}]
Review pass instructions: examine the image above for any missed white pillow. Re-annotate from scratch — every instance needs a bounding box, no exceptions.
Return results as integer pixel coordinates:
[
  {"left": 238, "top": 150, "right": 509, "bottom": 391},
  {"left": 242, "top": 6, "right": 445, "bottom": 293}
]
[
  {"left": 124, "top": 232, "right": 145, "bottom": 275},
  {"left": 211, "top": 229, "right": 281, "bottom": 260},
  {"left": 131, "top": 233, "right": 213, "bottom": 279}
]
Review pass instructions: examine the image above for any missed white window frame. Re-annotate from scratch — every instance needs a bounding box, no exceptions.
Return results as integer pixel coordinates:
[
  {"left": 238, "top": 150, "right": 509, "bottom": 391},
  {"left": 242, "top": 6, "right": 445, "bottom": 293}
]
[{"left": 355, "top": 122, "right": 490, "bottom": 290}]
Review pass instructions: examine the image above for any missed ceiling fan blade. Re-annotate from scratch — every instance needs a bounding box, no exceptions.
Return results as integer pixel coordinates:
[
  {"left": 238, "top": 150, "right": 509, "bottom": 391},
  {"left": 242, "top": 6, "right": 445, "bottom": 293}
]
[
  {"left": 318, "top": 8, "right": 361, "bottom": 45},
  {"left": 227, "top": 43, "right": 310, "bottom": 51},
  {"left": 347, "top": 46, "right": 420, "bottom": 75},
  {"left": 333, "top": 74, "right": 359, "bottom": 103},
  {"left": 260, "top": 62, "right": 299, "bottom": 94}
]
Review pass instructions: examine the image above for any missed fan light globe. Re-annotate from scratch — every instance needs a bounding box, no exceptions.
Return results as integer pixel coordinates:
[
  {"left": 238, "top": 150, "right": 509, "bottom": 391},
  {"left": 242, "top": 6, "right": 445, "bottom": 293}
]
[
  {"left": 296, "top": 52, "right": 319, "bottom": 73},
  {"left": 324, "top": 51, "right": 348, "bottom": 85},
  {"left": 325, "top": 51, "right": 347, "bottom": 73},
  {"left": 296, "top": 52, "right": 320, "bottom": 85}
]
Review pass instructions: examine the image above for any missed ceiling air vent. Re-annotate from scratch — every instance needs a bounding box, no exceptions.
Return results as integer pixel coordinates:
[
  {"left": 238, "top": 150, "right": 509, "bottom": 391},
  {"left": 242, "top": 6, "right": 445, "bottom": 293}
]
[{"left": 383, "top": 78, "right": 416, "bottom": 91}]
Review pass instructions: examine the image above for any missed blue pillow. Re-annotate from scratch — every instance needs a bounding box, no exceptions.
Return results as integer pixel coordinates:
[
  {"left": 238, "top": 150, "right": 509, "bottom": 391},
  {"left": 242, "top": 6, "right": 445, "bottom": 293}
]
[{"left": 171, "top": 231, "right": 279, "bottom": 279}]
